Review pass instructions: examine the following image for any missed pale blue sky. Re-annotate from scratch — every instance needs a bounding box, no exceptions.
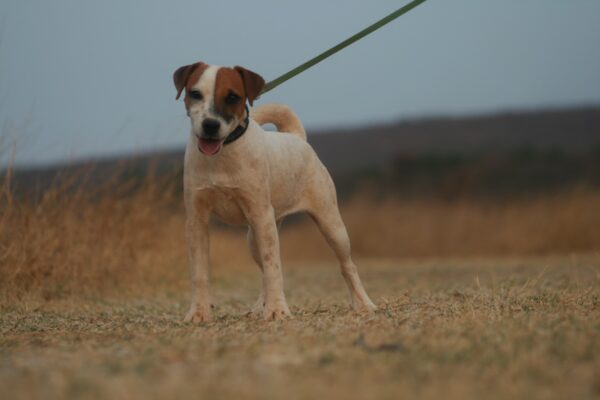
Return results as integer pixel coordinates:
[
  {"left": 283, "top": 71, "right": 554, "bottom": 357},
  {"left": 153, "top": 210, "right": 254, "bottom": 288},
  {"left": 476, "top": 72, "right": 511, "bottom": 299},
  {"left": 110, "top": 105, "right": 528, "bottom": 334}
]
[{"left": 1, "top": 1, "right": 599, "bottom": 166}]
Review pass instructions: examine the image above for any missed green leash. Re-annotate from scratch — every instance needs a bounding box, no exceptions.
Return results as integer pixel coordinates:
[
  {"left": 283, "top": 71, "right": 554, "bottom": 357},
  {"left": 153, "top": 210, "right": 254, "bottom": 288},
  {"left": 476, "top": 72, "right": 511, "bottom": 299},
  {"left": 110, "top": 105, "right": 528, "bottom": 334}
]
[{"left": 261, "top": 0, "right": 429, "bottom": 95}]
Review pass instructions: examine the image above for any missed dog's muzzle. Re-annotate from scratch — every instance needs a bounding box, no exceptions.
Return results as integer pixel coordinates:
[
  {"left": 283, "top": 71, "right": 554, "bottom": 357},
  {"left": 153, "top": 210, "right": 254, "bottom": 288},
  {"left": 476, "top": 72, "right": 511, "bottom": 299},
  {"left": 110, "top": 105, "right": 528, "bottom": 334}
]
[{"left": 196, "top": 119, "right": 224, "bottom": 156}]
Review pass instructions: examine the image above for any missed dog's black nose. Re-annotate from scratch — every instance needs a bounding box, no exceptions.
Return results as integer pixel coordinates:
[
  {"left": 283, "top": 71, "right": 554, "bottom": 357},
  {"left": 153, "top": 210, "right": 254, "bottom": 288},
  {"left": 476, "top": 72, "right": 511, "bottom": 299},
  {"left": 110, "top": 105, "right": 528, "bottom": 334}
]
[{"left": 202, "top": 119, "right": 221, "bottom": 136}]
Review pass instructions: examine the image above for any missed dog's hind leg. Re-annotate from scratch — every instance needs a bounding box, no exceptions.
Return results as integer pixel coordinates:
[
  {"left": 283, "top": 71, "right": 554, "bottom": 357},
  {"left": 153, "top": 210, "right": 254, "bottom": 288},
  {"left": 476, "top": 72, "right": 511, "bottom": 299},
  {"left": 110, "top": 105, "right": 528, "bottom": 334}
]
[{"left": 306, "top": 183, "right": 377, "bottom": 313}]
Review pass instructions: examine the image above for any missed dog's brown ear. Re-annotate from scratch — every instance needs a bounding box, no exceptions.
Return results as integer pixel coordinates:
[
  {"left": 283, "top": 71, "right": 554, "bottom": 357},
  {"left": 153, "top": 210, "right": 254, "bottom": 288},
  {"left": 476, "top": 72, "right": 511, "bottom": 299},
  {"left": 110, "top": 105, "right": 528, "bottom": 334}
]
[
  {"left": 234, "top": 66, "right": 265, "bottom": 106},
  {"left": 173, "top": 62, "right": 202, "bottom": 100}
]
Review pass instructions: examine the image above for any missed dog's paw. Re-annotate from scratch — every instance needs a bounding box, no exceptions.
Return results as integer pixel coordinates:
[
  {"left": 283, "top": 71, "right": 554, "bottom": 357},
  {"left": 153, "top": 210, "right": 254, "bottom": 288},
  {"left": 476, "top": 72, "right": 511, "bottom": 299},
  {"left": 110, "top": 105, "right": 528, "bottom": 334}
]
[
  {"left": 183, "top": 307, "right": 213, "bottom": 324},
  {"left": 263, "top": 302, "right": 292, "bottom": 321},
  {"left": 251, "top": 295, "right": 265, "bottom": 313},
  {"left": 352, "top": 298, "right": 378, "bottom": 314}
]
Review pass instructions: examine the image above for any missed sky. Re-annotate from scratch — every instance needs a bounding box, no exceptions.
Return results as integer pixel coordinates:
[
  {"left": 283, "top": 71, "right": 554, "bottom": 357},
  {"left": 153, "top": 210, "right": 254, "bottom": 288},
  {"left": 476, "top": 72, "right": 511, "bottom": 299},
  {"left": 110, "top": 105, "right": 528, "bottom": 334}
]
[{"left": 1, "top": 0, "right": 599, "bottom": 167}]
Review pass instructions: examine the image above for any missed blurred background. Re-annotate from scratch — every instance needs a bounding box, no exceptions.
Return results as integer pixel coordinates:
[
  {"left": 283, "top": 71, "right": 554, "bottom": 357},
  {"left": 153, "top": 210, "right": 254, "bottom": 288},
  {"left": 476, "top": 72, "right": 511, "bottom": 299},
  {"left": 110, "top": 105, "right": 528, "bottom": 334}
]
[{"left": 1, "top": 0, "right": 599, "bottom": 295}]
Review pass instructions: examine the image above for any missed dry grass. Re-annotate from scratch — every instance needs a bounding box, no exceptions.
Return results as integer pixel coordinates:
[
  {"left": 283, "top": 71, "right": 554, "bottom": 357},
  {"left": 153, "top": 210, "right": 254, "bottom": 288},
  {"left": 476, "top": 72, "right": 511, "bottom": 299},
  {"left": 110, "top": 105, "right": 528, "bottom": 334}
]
[
  {"left": 0, "top": 168, "right": 185, "bottom": 300},
  {"left": 1, "top": 168, "right": 600, "bottom": 399},
  {"left": 1, "top": 257, "right": 599, "bottom": 400},
  {"left": 338, "top": 189, "right": 600, "bottom": 257},
  {"left": 221, "top": 188, "right": 600, "bottom": 264},
  {"left": 1, "top": 166, "right": 599, "bottom": 298}
]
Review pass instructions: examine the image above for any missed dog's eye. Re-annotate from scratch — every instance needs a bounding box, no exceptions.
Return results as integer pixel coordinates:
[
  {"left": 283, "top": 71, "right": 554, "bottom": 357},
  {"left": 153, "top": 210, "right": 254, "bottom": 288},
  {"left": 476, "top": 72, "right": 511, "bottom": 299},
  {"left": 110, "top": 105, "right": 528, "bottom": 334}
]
[
  {"left": 189, "top": 90, "right": 203, "bottom": 100},
  {"left": 225, "top": 92, "right": 241, "bottom": 105}
]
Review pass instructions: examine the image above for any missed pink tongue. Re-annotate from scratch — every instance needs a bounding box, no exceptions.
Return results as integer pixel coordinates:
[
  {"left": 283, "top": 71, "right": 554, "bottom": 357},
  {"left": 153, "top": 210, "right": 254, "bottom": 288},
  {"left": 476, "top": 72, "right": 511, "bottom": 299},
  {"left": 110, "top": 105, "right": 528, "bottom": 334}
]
[{"left": 198, "top": 138, "right": 223, "bottom": 155}]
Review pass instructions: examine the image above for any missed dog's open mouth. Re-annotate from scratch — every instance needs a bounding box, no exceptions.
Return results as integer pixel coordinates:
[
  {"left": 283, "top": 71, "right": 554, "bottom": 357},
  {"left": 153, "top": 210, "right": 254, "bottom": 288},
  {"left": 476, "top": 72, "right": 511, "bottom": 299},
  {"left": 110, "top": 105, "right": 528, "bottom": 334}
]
[{"left": 197, "top": 137, "right": 224, "bottom": 156}]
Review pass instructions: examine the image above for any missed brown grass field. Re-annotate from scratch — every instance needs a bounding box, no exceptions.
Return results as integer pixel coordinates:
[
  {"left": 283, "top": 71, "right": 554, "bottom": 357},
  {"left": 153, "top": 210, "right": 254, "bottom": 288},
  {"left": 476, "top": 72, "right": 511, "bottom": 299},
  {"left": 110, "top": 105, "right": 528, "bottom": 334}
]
[{"left": 1, "top": 170, "right": 600, "bottom": 399}]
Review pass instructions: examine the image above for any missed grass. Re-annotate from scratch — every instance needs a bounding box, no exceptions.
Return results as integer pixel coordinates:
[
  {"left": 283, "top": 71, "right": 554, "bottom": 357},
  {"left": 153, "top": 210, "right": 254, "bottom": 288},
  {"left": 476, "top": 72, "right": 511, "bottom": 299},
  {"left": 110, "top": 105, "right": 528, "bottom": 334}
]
[
  {"left": 1, "top": 256, "right": 599, "bottom": 400},
  {"left": 1, "top": 168, "right": 600, "bottom": 399},
  {"left": 1, "top": 169, "right": 599, "bottom": 298}
]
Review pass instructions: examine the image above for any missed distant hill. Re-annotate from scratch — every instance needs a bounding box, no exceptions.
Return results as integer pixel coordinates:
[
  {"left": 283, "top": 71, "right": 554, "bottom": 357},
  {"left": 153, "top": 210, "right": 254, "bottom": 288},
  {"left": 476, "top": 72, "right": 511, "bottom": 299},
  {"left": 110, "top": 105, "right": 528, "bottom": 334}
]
[
  {"left": 8, "top": 106, "right": 600, "bottom": 197},
  {"left": 308, "top": 106, "right": 600, "bottom": 176}
]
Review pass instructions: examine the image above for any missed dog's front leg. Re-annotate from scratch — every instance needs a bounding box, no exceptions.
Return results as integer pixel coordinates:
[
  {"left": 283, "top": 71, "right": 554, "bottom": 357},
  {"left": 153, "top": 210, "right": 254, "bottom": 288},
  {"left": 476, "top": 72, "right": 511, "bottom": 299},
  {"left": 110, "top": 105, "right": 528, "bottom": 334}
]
[
  {"left": 183, "top": 212, "right": 212, "bottom": 324},
  {"left": 249, "top": 206, "right": 292, "bottom": 320}
]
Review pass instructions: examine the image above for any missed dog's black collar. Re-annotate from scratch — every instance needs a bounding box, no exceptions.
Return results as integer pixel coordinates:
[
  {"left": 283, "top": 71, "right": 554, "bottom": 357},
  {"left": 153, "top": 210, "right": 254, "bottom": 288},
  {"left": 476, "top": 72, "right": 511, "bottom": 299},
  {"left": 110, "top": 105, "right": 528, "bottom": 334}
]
[{"left": 223, "top": 105, "right": 250, "bottom": 146}]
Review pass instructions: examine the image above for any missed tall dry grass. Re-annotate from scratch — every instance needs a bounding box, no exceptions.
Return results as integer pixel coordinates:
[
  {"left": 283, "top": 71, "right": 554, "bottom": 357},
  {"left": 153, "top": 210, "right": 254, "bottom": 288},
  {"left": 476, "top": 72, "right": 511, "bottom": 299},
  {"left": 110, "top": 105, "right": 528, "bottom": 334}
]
[
  {"left": 342, "top": 189, "right": 600, "bottom": 257},
  {"left": 277, "top": 189, "right": 600, "bottom": 260},
  {"left": 1, "top": 163, "right": 599, "bottom": 300},
  {"left": 0, "top": 166, "right": 185, "bottom": 300}
]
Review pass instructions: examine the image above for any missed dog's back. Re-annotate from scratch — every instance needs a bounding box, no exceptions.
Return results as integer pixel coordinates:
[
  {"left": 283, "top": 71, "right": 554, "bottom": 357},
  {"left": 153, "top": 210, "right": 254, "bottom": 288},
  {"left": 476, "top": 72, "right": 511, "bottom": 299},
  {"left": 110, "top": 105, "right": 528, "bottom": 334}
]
[{"left": 250, "top": 103, "right": 306, "bottom": 141}]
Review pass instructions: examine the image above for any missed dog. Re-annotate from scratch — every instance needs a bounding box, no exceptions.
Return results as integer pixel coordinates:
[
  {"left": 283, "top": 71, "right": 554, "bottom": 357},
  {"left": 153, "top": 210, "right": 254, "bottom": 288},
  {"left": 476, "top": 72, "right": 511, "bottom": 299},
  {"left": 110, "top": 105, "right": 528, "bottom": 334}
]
[{"left": 173, "top": 62, "right": 376, "bottom": 322}]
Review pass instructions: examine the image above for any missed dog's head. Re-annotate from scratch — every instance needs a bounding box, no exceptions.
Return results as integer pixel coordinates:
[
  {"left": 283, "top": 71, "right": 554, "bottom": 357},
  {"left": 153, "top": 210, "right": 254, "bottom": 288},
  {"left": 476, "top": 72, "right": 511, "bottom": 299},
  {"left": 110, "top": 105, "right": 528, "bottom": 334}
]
[{"left": 173, "top": 62, "right": 265, "bottom": 156}]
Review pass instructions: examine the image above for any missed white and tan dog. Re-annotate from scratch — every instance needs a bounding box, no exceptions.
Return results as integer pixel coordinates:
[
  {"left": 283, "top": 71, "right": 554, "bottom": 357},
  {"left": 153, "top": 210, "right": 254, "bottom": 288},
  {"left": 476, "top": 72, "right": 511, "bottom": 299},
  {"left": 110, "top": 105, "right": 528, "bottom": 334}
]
[{"left": 173, "top": 62, "right": 376, "bottom": 322}]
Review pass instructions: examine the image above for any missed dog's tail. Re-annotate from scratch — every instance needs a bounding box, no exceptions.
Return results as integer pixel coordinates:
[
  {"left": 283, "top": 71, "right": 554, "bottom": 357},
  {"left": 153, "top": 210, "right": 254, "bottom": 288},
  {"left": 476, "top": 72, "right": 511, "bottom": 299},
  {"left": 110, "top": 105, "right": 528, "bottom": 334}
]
[{"left": 250, "top": 103, "right": 307, "bottom": 141}]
